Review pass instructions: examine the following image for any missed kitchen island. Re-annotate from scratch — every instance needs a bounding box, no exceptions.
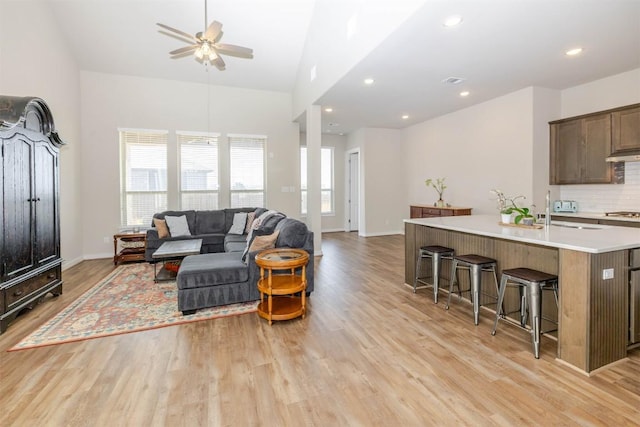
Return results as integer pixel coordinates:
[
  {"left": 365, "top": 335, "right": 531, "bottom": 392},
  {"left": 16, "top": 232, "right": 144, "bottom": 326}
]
[{"left": 405, "top": 214, "right": 640, "bottom": 374}]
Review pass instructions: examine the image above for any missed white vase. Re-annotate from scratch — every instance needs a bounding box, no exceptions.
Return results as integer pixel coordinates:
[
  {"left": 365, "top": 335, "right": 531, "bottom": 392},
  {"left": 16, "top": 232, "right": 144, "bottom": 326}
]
[{"left": 501, "top": 213, "right": 512, "bottom": 224}]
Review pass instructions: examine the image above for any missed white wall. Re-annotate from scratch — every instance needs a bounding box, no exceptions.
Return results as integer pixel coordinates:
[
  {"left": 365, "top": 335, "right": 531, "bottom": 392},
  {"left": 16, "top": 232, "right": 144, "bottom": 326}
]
[
  {"left": 404, "top": 88, "right": 538, "bottom": 216},
  {"left": 347, "top": 127, "right": 404, "bottom": 236},
  {"left": 0, "top": 0, "right": 83, "bottom": 268},
  {"left": 558, "top": 68, "right": 640, "bottom": 212},
  {"left": 560, "top": 68, "right": 640, "bottom": 118},
  {"left": 80, "top": 71, "right": 301, "bottom": 258},
  {"left": 293, "top": 0, "right": 424, "bottom": 120}
]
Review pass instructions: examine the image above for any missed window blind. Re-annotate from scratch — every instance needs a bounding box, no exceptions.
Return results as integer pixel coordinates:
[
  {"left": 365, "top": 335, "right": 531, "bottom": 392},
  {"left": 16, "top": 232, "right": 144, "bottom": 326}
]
[
  {"left": 120, "top": 130, "right": 168, "bottom": 227},
  {"left": 229, "top": 136, "right": 265, "bottom": 207}
]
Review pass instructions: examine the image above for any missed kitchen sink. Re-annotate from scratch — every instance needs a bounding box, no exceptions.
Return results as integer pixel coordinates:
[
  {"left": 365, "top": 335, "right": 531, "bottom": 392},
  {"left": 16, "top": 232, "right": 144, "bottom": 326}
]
[{"left": 550, "top": 223, "right": 603, "bottom": 230}]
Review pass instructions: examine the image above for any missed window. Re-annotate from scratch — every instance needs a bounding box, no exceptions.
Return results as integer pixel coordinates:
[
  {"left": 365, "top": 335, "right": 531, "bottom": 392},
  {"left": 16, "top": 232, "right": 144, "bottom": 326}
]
[
  {"left": 229, "top": 135, "right": 265, "bottom": 207},
  {"left": 120, "top": 129, "right": 168, "bottom": 227},
  {"left": 300, "top": 146, "right": 334, "bottom": 215},
  {"left": 178, "top": 132, "right": 219, "bottom": 210}
]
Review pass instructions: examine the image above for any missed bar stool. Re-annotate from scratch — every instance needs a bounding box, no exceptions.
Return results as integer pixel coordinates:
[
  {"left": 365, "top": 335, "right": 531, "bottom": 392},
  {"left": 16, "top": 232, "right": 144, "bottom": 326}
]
[
  {"left": 491, "top": 268, "right": 559, "bottom": 359},
  {"left": 445, "top": 254, "right": 499, "bottom": 325},
  {"left": 414, "top": 245, "right": 454, "bottom": 303}
]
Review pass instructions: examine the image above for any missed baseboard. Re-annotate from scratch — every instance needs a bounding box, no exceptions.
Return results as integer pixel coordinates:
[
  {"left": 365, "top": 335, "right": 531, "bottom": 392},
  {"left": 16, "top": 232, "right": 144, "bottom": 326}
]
[
  {"left": 83, "top": 252, "right": 113, "bottom": 261},
  {"left": 321, "top": 228, "right": 345, "bottom": 233},
  {"left": 62, "top": 256, "right": 84, "bottom": 271},
  {"left": 359, "top": 230, "right": 403, "bottom": 237}
]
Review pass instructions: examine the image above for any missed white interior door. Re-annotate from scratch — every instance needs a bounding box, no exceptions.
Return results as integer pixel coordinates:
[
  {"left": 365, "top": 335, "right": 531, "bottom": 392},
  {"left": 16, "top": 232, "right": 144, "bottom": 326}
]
[{"left": 348, "top": 152, "right": 359, "bottom": 231}]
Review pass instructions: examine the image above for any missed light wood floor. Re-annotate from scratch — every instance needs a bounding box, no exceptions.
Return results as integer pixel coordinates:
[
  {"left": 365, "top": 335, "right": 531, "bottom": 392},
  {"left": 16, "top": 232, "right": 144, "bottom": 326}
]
[{"left": 1, "top": 232, "right": 638, "bottom": 426}]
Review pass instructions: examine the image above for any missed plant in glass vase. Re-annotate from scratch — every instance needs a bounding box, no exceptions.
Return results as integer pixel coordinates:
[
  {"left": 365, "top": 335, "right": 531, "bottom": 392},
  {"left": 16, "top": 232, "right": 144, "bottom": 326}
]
[{"left": 425, "top": 178, "right": 447, "bottom": 207}]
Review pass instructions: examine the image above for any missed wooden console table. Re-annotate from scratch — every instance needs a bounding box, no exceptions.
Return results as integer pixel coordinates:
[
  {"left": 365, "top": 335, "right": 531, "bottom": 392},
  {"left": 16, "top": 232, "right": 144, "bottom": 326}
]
[
  {"left": 256, "top": 248, "right": 309, "bottom": 325},
  {"left": 410, "top": 205, "right": 472, "bottom": 218}
]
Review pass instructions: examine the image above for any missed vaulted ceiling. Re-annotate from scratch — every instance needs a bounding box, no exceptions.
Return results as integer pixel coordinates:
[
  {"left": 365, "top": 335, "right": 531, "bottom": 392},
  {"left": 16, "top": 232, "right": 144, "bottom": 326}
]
[{"left": 47, "top": 0, "right": 640, "bottom": 134}]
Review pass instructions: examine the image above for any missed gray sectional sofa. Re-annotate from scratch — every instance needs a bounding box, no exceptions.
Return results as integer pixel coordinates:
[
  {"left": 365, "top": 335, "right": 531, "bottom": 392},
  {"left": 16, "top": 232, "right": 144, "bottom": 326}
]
[{"left": 145, "top": 208, "right": 314, "bottom": 315}]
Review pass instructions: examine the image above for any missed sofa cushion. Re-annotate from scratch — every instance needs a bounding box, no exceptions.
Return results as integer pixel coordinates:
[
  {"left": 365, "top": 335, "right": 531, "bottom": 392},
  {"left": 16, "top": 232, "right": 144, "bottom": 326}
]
[
  {"left": 177, "top": 253, "right": 249, "bottom": 289},
  {"left": 165, "top": 215, "right": 191, "bottom": 237},
  {"left": 224, "top": 233, "right": 247, "bottom": 252},
  {"left": 244, "top": 211, "right": 256, "bottom": 234},
  {"left": 228, "top": 212, "right": 247, "bottom": 235},
  {"left": 275, "top": 218, "right": 308, "bottom": 248},
  {"left": 195, "top": 210, "right": 226, "bottom": 234},
  {"left": 153, "top": 218, "right": 170, "bottom": 238},
  {"left": 223, "top": 207, "right": 257, "bottom": 232},
  {"left": 152, "top": 210, "right": 196, "bottom": 233},
  {"left": 248, "top": 230, "right": 280, "bottom": 253}
]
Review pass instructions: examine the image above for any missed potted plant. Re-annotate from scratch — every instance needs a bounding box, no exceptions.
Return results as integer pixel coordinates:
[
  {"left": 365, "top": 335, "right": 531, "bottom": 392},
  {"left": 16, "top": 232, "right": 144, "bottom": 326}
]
[
  {"left": 491, "top": 189, "right": 525, "bottom": 224},
  {"left": 512, "top": 206, "right": 535, "bottom": 225},
  {"left": 425, "top": 178, "right": 447, "bottom": 207}
]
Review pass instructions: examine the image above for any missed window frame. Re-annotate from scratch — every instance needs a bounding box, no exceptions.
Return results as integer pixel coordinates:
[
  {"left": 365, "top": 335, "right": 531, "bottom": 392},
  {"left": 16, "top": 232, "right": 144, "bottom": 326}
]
[{"left": 119, "top": 128, "right": 169, "bottom": 228}]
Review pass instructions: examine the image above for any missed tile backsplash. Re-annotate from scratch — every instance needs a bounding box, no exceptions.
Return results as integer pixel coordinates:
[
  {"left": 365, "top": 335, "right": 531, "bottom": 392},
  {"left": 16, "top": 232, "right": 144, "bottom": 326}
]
[{"left": 560, "top": 162, "right": 640, "bottom": 213}]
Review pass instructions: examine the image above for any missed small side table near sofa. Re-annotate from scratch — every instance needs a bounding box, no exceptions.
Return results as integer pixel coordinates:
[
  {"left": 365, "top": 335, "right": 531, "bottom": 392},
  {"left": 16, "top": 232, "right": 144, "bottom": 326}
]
[
  {"left": 256, "top": 248, "right": 309, "bottom": 325},
  {"left": 113, "top": 232, "right": 146, "bottom": 265}
]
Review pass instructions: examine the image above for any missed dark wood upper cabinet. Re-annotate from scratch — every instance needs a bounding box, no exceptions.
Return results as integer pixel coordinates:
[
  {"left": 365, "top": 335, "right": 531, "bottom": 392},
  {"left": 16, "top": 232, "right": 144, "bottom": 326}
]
[
  {"left": 550, "top": 112, "right": 612, "bottom": 184},
  {"left": 549, "top": 104, "right": 640, "bottom": 185},
  {"left": 612, "top": 105, "right": 640, "bottom": 153}
]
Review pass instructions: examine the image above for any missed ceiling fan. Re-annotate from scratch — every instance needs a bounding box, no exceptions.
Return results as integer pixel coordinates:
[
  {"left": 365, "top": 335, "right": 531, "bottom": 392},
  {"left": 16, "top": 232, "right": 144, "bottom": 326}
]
[{"left": 156, "top": 1, "right": 253, "bottom": 71}]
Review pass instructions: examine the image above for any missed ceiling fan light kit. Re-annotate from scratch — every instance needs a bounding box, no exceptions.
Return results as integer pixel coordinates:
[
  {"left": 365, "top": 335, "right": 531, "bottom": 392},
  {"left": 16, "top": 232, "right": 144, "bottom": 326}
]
[{"left": 157, "top": 0, "right": 253, "bottom": 70}]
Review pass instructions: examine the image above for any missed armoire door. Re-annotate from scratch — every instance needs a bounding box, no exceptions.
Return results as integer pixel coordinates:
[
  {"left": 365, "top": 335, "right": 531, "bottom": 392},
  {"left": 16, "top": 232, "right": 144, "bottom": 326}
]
[
  {"left": 2, "top": 135, "right": 35, "bottom": 278},
  {"left": 34, "top": 140, "right": 60, "bottom": 265}
]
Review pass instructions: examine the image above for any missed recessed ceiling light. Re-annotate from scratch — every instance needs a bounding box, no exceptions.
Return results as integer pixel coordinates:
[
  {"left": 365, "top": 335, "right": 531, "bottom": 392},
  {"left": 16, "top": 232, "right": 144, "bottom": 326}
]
[
  {"left": 565, "top": 47, "right": 583, "bottom": 56},
  {"left": 443, "top": 15, "right": 463, "bottom": 27},
  {"left": 324, "top": 107, "right": 333, "bottom": 113},
  {"left": 364, "top": 78, "right": 375, "bottom": 85},
  {"left": 402, "top": 115, "right": 409, "bottom": 120},
  {"left": 460, "top": 91, "right": 470, "bottom": 97}
]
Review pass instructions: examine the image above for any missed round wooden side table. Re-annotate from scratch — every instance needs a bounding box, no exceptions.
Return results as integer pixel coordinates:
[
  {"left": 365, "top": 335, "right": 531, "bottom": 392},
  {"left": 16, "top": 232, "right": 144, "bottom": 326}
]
[{"left": 255, "top": 248, "right": 309, "bottom": 325}]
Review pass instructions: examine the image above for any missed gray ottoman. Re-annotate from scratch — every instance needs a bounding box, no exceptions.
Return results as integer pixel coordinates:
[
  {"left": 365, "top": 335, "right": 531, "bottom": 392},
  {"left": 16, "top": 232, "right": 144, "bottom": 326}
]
[{"left": 176, "top": 252, "right": 259, "bottom": 315}]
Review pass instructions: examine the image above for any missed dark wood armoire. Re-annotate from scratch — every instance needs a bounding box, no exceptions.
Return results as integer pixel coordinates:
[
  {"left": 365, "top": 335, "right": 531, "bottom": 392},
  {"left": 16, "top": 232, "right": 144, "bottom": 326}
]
[{"left": 0, "top": 96, "right": 65, "bottom": 334}]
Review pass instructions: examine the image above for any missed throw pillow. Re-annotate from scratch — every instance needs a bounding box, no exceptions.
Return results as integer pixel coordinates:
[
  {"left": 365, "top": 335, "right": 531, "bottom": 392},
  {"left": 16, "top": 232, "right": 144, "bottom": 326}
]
[
  {"left": 153, "top": 218, "right": 170, "bottom": 239},
  {"left": 228, "top": 212, "right": 247, "bottom": 235},
  {"left": 249, "top": 230, "right": 280, "bottom": 252},
  {"left": 165, "top": 215, "right": 191, "bottom": 237},
  {"left": 244, "top": 211, "right": 256, "bottom": 234},
  {"left": 243, "top": 230, "right": 280, "bottom": 264}
]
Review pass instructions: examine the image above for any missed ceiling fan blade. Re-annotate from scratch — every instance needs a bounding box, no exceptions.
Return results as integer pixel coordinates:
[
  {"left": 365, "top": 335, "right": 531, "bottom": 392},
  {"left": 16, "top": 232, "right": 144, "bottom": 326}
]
[
  {"left": 156, "top": 23, "right": 197, "bottom": 42},
  {"left": 205, "top": 21, "right": 223, "bottom": 42},
  {"left": 169, "top": 45, "right": 199, "bottom": 55},
  {"left": 214, "top": 43, "right": 253, "bottom": 59},
  {"left": 212, "top": 55, "right": 226, "bottom": 71}
]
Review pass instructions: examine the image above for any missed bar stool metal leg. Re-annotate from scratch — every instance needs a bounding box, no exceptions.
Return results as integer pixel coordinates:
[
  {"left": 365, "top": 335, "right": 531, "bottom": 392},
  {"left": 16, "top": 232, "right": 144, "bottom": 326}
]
[
  {"left": 528, "top": 281, "right": 543, "bottom": 358},
  {"left": 413, "top": 250, "right": 422, "bottom": 293},
  {"left": 470, "top": 264, "right": 482, "bottom": 325}
]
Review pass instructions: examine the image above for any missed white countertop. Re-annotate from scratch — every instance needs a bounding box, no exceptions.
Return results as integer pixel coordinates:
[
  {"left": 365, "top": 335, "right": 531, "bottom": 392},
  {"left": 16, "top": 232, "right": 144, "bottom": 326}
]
[{"left": 404, "top": 215, "right": 640, "bottom": 253}]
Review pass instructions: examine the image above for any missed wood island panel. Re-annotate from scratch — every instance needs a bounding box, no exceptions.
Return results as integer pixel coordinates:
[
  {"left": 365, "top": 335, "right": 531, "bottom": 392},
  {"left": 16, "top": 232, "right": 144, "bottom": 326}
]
[{"left": 406, "top": 221, "right": 630, "bottom": 373}]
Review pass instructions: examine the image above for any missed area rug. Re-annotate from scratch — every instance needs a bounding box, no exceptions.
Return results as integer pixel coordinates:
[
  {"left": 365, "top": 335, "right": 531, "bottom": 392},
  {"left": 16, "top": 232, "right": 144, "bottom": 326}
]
[{"left": 9, "top": 263, "right": 258, "bottom": 351}]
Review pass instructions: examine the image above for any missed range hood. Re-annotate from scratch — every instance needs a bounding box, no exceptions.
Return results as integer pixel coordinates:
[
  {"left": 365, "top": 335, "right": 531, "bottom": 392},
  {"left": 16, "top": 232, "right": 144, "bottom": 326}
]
[{"left": 606, "top": 151, "right": 640, "bottom": 162}]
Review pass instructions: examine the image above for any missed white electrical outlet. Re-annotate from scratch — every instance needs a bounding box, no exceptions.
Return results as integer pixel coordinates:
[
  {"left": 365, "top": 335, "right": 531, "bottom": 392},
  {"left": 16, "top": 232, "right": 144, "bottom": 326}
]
[{"left": 602, "top": 268, "right": 614, "bottom": 280}]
